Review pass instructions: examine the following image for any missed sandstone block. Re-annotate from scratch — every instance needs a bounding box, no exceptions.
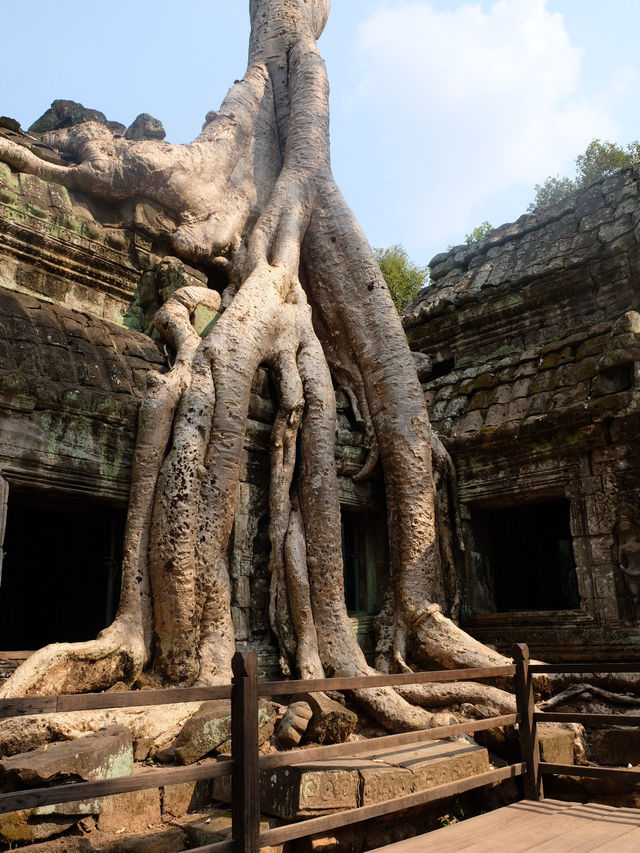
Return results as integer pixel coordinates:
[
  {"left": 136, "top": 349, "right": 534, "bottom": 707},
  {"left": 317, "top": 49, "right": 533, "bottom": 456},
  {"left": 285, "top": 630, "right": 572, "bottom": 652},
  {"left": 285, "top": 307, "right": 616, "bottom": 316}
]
[
  {"left": 97, "top": 788, "right": 161, "bottom": 833},
  {"left": 4, "top": 836, "right": 92, "bottom": 852},
  {"left": 0, "top": 726, "right": 133, "bottom": 790},
  {"left": 162, "top": 779, "right": 211, "bottom": 816},
  {"left": 302, "top": 693, "right": 358, "bottom": 744},
  {"left": 588, "top": 728, "right": 640, "bottom": 766},
  {"left": 0, "top": 810, "right": 77, "bottom": 844},
  {"left": 173, "top": 698, "right": 275, "bottom": 763},
  {"left": 538, "top": 724, "right": 575, "bottom": 765},
  {"left": 370, "top": 739, "right": 489, "bottom": 792},
  {"left": 99, "top": 827, "right": 187, "bottom": 853},
  {"left": 173, "top": 700, "right": 231, "bottom": 764},
  {"left": 260, "top": 761, "right": 360, "bottom": 818},
  {"left": 182, "top": 809, "right": 283, "bottom": 852}
]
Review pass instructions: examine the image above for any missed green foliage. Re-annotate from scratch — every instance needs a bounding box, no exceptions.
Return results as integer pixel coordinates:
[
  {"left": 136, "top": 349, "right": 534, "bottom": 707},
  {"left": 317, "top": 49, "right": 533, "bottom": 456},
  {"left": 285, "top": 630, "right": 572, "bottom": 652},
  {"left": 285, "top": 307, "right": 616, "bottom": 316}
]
[
  {"left": 528, "top": 175, "right": 575, "bottom": 211},
  {"left": 374, "top": 244, "right": 429, "bottom": 312},
  {"left": 464, "top": 221, "right": 493, "bottom": 244},
  {"left": 529, "top": 138, "right": 640, "bottom": 211}
]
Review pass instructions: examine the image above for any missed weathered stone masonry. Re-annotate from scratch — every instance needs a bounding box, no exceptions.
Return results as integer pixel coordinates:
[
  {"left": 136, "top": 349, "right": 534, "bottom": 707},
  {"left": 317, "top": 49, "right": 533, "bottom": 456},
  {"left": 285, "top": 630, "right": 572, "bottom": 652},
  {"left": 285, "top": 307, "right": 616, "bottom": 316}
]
[{"left": 404, "top": 165, "right": 640, "bottom": 660}]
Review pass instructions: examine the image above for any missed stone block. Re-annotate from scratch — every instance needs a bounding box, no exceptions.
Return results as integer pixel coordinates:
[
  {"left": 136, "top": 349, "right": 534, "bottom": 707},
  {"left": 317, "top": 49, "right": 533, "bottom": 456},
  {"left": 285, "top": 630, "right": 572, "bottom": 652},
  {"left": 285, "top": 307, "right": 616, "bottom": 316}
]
[
  {"left": 0, "top": 726, "right": 133, "bottom": 790},
  {"left": 370, "top": 739, "right": 490, "bottom": 792},
  {"left": 97, "top": 788, "right": 162, "bottom": 833},
  {"left": 589, "top": 536, "right": 615, "bottom": 566},
  {"left": 321, "top": 758, "right": 413, "bottom": 805},
  {"left": 260, "top": 760, "right": 360, "bottom": 818},
  {"left": 173, "top": 698, "right": 275, "bottom": 764},
  {"left": 173, "top": 700, "right": 231, "bottom": 764},
  {"left": 182, "top": 809, "right": 283, "bottom": 852},
  {"left": 588, "top": 728, "right": 640, "bottom": 766},
  {"left": 162, "top": 779, "right": 211, "bottom": 816},
  {"left": 99, "top": 827, "right": 187, "bottom": 853},
  {"left": 4, "top": 836, "right": 92, "bottom": 852},
  {"left": 538, "top": 724, "right": 575, "bottom": 765},
  {"left": 302, "top": 692, "right": 358, "bottom": 744},
  {"left": 0, "top": 810, "right": 77, "bottom": 844}
]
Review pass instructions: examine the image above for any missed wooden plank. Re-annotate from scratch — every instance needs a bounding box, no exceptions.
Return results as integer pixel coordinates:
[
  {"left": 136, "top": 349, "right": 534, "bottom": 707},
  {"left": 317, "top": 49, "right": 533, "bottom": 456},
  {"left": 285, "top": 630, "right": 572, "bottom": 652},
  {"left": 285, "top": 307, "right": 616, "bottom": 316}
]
[
  {"left": 536, "top": 712, "right": 640, "bottom": 727},
  {"left": 370, "top": 800, "right": 640, "bottom": 853},
  {"left": 588, "top": 829, "right": 640, "bottom": 852},
  {"left": 185, "top": 841, "right": 235, "bottom": 853},
  {"left": 530, "top": 663, "right": 640, "bottom": 674},
  {"left": 0, "top": 759, "right": 233, "bottom": 815},
  {"left": 259, "top": 763, "right": 525, "bottom": 846},
  {"left": 259, "top": 665, "right": 516, "bottom": 696},
  {"left": 541, "top": 762, "right": 640, "bottom": 782},
  {"left": 525, "top": 802, "right": 640, "bottom": 852},
  {"left": 231, "top": 651, "right": 260, "bottom": 853},
  {"left": 56, "top": 684, "right": 232, "bottom": 711},
  {"left": 514, "top": 644, "right": 543, "bottom": 800},
  {"left": 0, "top": 697, "right": 57, "bottom": 719},
  {"left": 259, "top": 714, "right": 517, "bottom": 770},
  {"left": 381, "top": 799, "right": 573, "bottom": 852},
  {"left": 0, "top": 685, "right": 232, "bottom": 720}
]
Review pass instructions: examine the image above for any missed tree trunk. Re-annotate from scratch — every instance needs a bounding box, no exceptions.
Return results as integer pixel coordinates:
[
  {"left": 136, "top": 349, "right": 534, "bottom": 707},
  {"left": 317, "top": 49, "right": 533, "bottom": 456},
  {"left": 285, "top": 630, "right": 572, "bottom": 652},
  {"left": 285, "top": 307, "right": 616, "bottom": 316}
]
[{"left": 0, "top": 0, "right": 514, "bottom": 728}]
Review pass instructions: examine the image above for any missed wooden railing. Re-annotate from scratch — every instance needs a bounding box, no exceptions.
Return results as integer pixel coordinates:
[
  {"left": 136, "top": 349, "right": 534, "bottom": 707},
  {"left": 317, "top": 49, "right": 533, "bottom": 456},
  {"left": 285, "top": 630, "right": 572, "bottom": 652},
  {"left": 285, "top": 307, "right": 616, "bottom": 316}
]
[
  {"left": 1, "top": 644, "right": 637, "bottom": 851},
  {"left": 528, "top": 653, "right": 640, "bottom": 798}
]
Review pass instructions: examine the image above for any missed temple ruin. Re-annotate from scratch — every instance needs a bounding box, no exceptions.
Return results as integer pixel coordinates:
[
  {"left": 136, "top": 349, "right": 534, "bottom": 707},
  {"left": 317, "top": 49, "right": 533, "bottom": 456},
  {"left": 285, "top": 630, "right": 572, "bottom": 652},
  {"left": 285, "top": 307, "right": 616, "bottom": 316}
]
[{"left": 1, "top": 116, "right": 639, "bottom": 677}]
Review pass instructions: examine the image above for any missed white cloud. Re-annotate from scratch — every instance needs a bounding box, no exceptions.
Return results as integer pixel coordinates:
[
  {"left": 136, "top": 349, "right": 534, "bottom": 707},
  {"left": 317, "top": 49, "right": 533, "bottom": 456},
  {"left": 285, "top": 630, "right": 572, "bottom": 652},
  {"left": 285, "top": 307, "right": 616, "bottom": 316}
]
[{"left": 348, "top": 0, "right": 618, "bottom": 257}]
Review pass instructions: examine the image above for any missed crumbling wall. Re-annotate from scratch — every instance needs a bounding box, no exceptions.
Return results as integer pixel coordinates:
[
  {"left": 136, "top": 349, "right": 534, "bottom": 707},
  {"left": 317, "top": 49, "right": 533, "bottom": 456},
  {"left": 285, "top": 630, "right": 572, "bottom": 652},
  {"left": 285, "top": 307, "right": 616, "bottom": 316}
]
[{"left": 404, "top": 166, "right": 640, "bottom": 659}]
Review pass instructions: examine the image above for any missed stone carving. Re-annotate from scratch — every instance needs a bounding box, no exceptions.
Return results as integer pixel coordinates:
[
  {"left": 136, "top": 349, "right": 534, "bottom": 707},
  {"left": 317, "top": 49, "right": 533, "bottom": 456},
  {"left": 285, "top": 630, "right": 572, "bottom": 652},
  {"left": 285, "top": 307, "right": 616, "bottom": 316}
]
[{"left": 615, "top": 503, "right": 640, "bottom": 624}]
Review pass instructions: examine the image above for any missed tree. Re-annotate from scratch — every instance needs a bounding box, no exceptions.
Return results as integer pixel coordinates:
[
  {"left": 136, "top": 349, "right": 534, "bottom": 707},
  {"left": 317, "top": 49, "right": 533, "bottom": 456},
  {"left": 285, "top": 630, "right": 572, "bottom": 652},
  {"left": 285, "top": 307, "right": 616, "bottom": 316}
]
[
  {"left": 374, "top": 245, "right": 429, "bottom": 312},
  {"left": 464, "top": 221, "right": 493, "bottom": 244},
  {"left": 529, "top": 139, "right": 640, "bottom": 211},
  {"left": 0, "top": 0, "right": 512, "bottom": 729}
]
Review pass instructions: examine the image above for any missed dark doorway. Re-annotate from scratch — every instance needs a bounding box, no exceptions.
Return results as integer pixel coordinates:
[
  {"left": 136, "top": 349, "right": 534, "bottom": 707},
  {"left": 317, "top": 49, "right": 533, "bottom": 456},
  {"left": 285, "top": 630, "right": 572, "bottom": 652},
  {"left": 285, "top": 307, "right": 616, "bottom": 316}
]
[
  {"left": 0, "top": 491, "right": 125, "bottom": 650},
  {"left": 484, "top": 499, "right": 579, "bottom": 612},
  {"left": 341, "top": 510, "right": 387, "bottom": 614}
]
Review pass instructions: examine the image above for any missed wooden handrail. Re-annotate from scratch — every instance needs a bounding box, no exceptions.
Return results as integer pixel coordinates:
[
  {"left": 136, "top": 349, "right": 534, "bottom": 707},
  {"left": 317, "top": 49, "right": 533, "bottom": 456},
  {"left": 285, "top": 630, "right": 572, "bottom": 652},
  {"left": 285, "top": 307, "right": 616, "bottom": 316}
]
[{"left": 530, "top": 662, "right": 640, "bottom": 674}]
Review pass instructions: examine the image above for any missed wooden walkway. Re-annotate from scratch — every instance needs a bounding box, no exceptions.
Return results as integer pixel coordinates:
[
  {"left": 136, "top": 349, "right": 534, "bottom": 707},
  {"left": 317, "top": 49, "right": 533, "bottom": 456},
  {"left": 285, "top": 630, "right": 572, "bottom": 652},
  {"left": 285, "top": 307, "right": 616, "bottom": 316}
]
[{"left": 373, "top": 799, "right": 640, "bottom": 852}]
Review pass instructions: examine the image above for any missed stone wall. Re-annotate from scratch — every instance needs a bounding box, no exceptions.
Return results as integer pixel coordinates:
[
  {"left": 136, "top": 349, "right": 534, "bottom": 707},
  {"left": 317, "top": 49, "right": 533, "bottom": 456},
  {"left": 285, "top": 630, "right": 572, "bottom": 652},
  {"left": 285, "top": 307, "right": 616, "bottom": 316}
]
[{"left": 404, "top": 165, "right": 640, "bottom": 660}]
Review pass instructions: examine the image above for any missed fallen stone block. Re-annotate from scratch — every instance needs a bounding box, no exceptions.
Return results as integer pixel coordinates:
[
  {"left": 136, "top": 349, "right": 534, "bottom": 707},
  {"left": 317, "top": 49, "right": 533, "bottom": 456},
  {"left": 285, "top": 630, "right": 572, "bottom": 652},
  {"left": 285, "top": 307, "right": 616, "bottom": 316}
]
[
  {"left": 182, "top": 808, "right": 284, "bottom": 852},
  {"left": 262, "top": 761, "right": 359, "bottom": 818},
  {"left": 0, "top": 725, "right": 133, "bottom": 790},
  {"left": 98, "top": 826, "right": 187, "bottom": 853},
  {"left": 302, "top": 693, "right": 358, "bottom": 744},
  {"left": 587, "top": 727, "right": 640, "bottom": 766},
  {"left": 173, "top": 699, "right": 276, "bottom": 764},
  {"left": 97, "top": 788, "right": 162, "bottom": 833},
  {"left": 5, "top": 836, "right": 93, "bottom": 852},
  {"left": 162, "top": 779, "right": 211, "bottom": 816},
  {"left": 538, "top": 723, "right": 575, "bottom": 765},
  {"left": 0, "top": 810, "right": 78, "bottom": 844},
  {"left": 369, "top": 739, "right": 490, "bottom": 792}
]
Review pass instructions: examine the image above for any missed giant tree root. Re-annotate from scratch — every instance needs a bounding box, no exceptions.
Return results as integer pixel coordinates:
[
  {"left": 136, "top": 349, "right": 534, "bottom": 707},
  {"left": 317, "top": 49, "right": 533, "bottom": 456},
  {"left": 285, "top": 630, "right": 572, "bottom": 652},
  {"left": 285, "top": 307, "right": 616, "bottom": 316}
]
[{"left": 0, "top": 0, "right": 527, "bottom": 728}]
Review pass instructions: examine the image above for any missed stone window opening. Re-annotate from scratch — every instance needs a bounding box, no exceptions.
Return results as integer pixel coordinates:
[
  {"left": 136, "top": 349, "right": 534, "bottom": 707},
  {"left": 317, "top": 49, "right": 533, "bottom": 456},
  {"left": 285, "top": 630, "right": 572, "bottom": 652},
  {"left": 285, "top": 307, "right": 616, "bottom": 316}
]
[
  {"left": 0, "top": 488, "right": 125, "bottom": 652},
  {"left": 469, "top": 498, "right": 580, "bottom": 614}
]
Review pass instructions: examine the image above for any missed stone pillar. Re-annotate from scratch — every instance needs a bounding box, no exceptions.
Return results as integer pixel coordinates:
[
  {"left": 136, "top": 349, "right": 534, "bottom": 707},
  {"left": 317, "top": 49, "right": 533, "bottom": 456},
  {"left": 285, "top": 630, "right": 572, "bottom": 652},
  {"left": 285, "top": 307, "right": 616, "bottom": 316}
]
[{"left": 0, "top": 473, "right": 7, "bottom": 588}]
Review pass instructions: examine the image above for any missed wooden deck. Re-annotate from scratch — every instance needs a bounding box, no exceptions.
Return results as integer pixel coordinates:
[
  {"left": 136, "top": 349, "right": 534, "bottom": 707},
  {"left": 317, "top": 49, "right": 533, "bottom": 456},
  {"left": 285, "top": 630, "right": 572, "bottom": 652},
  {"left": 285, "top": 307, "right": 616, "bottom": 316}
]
[{"left": 373, "top": 799, "right": 640, "bottom": 852}]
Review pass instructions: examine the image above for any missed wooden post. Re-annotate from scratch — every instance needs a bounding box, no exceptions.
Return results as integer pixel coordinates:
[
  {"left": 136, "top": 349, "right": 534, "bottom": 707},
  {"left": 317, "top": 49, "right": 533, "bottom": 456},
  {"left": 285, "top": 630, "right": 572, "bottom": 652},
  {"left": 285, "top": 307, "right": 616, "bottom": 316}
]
[
  {"left": 513, "top": 643, "right": 543, "bottom": 800},
  {"left": 231, "top": 651, "right": 260, "bottom": 852}
]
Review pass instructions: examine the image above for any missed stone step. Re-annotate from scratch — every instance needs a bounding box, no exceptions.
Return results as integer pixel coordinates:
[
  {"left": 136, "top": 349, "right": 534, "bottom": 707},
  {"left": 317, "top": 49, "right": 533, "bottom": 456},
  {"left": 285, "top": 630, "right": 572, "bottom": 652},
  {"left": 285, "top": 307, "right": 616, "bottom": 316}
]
[{"left": 216, "top": 737, "right": 490, "bottom": 820}]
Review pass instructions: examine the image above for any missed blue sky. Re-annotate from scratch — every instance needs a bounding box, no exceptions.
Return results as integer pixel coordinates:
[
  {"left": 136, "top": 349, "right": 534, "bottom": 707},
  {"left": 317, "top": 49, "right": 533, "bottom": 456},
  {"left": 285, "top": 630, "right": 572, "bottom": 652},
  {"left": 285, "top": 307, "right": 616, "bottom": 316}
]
[{"left": 3, "top": 1, "right": 639, "bottom": 265}]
